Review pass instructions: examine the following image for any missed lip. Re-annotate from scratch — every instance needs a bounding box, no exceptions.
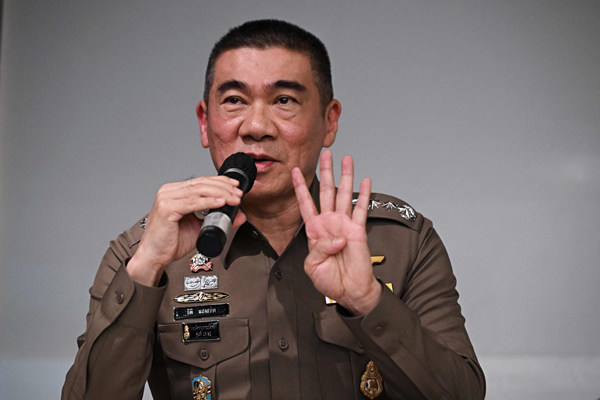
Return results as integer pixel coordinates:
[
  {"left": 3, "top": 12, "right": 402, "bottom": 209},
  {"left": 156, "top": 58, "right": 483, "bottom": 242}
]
[{"left": 244, "top": 152, "right": 277, "bottom": 173}]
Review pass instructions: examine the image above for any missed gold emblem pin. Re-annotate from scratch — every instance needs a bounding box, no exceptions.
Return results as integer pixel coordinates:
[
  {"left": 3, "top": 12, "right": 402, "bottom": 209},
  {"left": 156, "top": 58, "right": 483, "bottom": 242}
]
[
  {"left": 370, "top": 256, "right": 385, "bottom": 265},
  {"left": 192, "top": 375, "right": 212, "bottom": 400},
  {"left": 183, "top": 325, "right": 190, "bottom": 341},
  {"left": 360, "top": 361, "right": 383, "bottom": 399},
  {"left": 173, "top": 291, "right": 230, "bottom": 304}
]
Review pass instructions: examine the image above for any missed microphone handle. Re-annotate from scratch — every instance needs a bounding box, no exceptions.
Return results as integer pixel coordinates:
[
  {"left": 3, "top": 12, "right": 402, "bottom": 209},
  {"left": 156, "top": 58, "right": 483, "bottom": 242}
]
[{"left": 195, "top": 169, "right": 250, "bottom": 257}]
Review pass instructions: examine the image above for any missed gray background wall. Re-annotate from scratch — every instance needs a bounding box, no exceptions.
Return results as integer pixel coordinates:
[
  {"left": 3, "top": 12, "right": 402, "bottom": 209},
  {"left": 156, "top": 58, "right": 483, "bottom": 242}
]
[{"left": 1, "top": 1, "right": 599, "bottom": 399}]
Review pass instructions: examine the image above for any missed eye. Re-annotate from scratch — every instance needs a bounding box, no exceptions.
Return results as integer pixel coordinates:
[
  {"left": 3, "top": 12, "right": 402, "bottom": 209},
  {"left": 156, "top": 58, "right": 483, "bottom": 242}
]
[
  {"left": 276, "top": 96, "right": 295, "bottom": 105},
  {"left": 224, "top": 97, "right": 243, "bottom": 105}
]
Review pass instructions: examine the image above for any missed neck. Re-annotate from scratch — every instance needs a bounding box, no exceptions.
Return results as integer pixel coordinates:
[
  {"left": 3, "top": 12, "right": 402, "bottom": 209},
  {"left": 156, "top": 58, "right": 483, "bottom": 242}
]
[{"left": 242, "top": 192, "right": 304, "bottom": 255}]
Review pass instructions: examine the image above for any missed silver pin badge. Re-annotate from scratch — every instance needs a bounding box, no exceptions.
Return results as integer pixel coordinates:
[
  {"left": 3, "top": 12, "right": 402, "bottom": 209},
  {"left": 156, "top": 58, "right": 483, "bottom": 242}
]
[
  {"left": 382, "top": 201, "right": 397, "bottom": 211},
  {"left": 184, "top": 275, "right": 219, "bottom": 291},
  {"left": 368, "top": 199, "right": 381, "bottom": 210},
  {"left": 398, "top": 205, "right": 417, "bottom": 221},
  {"left": 140, "top": 217, "right": 147, "bottom": 229}
]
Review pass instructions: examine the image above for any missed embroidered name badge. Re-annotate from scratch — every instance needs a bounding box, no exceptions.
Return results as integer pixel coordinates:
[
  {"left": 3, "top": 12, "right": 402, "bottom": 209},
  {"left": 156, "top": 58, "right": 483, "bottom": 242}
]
[
  {"left": 182, "top": 321, "right": 220, "bottom": 342},
  {"left": 174, "top": 303, "right": 229, "bottom": 321}
]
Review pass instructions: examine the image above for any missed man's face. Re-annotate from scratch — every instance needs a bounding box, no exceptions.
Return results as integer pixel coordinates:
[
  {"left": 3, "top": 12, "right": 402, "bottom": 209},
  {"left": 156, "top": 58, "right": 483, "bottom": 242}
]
[{"left": 197, "top": 47, "right": 341, "bottom": 204}]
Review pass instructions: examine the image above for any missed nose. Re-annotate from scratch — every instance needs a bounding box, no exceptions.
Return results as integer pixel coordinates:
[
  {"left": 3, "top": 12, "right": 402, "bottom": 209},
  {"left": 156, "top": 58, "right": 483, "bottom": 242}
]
[{"left": 238, "top": 102, "right": 277, "bottom": 141}]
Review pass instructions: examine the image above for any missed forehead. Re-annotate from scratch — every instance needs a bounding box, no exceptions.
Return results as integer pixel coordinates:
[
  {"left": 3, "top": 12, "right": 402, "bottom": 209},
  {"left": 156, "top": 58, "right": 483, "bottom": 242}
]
[{"left": 212, "top": 47, "right": 316, "bottom": 92}]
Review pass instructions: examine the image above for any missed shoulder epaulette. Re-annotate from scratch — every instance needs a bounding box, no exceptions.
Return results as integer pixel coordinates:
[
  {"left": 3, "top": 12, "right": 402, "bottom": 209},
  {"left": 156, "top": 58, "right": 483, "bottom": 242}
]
[{"left": 354, "top": 192, "right": 422, "bottom": 231}]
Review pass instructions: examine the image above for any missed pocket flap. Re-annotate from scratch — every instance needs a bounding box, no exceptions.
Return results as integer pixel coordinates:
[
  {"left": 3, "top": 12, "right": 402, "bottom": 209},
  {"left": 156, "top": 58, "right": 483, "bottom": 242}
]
[
  {"left": 158, "top": 318, "right": 249, "bottom": 369},
  {"left": 314, "top": 309, "right": 364, "bottom": 354}
]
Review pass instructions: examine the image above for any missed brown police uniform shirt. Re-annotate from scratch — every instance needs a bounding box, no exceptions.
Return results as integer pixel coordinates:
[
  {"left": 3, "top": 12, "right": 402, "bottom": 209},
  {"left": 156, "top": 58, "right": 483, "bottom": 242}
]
[{"left": 62, "top": 183, "right": 485, "bottom": 400}]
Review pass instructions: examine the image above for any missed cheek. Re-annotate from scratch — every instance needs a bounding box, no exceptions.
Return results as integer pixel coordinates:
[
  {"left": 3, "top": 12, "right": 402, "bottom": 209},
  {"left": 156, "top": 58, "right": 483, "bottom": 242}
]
[
  {"left": 207, "top": 116, "right": 241, "bottom": 144},
  {"left": 281, "top": 117, "right": 324, "bottom": 145}
]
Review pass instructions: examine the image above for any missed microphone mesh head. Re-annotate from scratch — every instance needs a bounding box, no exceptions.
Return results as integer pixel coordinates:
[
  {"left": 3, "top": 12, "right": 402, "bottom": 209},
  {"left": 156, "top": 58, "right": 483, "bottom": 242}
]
[{"left": 218, "top": 152, "right": 258, "bottom": 192}]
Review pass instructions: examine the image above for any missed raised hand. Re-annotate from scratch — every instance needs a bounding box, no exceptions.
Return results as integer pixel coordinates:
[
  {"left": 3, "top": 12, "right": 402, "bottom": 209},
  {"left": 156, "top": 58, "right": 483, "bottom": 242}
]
[
  {"left": 127, "top": 176, "right": 246, "bottom": 286},
  {"left": 292, "top": 150, "right": 382, "bottom": 316}
]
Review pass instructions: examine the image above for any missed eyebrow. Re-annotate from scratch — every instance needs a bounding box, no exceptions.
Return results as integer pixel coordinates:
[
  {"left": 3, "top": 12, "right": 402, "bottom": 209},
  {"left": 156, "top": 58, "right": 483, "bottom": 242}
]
[
  {"left": 216, "top": 80, "right": 247, "bottom": 95},
  {"left": 215, "top": 79, "right": 308, "bottom": 96},
  {"left": 267, "top": 80, "right": 307, "bottom": 93}
]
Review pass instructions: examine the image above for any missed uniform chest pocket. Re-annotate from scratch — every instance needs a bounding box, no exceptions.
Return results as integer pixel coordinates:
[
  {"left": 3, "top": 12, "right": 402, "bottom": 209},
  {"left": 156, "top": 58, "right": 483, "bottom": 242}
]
[
  {"left": 158, "top": 318, "right": 250, "bottom": 400},
  {"left": 315, "top": 308, "right": 365, "bottom": 354},
  {"left": 314, "top": 309, "right": 371, "bottom": 400}
]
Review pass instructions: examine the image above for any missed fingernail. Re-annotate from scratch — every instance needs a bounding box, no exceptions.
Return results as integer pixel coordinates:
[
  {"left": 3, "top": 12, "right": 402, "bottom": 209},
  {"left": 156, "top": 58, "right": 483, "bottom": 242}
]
[{"left": 229, "top": 178, "right": 239, "bottom": 185}]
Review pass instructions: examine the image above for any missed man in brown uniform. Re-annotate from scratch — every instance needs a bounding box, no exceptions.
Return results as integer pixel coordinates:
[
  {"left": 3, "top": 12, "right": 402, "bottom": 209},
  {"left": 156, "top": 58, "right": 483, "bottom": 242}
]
[{"left": 62, "top": 20, "right": 485, "bottom": 400}]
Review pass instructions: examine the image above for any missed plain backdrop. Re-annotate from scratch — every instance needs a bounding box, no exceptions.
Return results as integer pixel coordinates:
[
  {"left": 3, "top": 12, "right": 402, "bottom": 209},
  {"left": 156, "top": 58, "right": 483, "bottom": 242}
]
[{"left": 1, "top": 1, "right": 599, "bottom": 399}]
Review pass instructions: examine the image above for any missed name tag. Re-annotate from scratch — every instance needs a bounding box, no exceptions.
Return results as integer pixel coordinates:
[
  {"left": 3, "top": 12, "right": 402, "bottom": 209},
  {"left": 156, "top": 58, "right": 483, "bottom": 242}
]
[
  {"left": 174, "top": 303, "right": 229, "bottom": 321},
  {"left": 182, "top": 321, "right": 220, "bottom": 342}
]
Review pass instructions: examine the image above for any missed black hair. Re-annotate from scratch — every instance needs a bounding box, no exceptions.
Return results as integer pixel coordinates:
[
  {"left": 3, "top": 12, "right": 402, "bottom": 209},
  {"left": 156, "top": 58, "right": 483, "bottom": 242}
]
[{"left": 204, "top": 19, "right": 333, "bottom": 113}]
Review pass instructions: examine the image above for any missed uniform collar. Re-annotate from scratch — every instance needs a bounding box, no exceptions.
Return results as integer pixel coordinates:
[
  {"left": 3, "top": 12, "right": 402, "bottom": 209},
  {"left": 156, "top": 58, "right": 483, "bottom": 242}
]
[{"left": 219, "top": 176, "right": 320, "bottom": 267}]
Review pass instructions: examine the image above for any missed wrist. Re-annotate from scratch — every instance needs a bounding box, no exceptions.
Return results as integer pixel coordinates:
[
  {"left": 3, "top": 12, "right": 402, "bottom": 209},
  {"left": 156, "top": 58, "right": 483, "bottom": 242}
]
[
  {"left": 127, "top": 252, "right": 163, "bottom": 287},
  {"left": 344, "top": 279, "right": 383, "bottom": 316}
]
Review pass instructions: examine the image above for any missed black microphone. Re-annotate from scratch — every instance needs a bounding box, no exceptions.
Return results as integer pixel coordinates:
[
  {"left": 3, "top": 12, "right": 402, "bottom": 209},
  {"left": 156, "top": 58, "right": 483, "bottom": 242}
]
[{"left": 196, "top": 152, "right": 257, "bottom": 257}]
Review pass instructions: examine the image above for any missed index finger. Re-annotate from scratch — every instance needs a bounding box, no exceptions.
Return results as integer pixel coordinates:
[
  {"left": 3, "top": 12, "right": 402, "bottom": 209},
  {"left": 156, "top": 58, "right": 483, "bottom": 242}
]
[{"left": 292, "top": 167, "right": 318, "bottom": 223}]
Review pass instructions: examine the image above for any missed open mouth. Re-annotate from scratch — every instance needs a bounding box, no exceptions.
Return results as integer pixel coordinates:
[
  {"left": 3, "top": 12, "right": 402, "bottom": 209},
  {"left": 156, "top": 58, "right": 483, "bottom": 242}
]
[{"left": 249, "top": 155, "right": 276, "bottom": 172}]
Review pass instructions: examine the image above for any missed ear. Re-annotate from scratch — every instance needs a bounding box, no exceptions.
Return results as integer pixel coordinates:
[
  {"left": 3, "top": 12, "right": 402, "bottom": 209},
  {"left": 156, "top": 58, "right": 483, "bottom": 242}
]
[
  {"left": 323, "top": 99, "right": 341, "bottom": 148},
  {"left": 196, "top": 100, "right": 210, "bottom": 148}
]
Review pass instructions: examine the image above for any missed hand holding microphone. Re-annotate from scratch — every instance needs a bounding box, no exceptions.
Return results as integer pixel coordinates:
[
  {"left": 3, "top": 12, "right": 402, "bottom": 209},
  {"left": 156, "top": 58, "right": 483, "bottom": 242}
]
[
  {"left": 196, "top": 152, "right": 257, "bottom": 257},
  {"left": 127, "top": 152, "right": 255, "bottom": 286}
]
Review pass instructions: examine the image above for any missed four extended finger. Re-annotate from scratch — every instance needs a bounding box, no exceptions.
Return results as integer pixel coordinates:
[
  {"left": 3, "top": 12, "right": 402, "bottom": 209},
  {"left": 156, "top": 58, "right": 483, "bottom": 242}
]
[
  {"left": 319, "top": 150, "right": 336, "bottom": 213},
  {"left": 335, "top": 155, "right": 355, "bottom": 216},
  {"left": 292, "top": 167, "right": 318, "bottom": 223},
  {"left": 352, "top": 177, "right": 371, "bottom": 228}
]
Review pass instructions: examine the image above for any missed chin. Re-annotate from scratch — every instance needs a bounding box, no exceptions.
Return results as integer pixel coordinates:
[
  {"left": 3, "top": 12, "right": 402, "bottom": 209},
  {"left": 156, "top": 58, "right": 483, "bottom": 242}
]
[{"left": 244, "top": 181, "right": 293, "bottom": 203}]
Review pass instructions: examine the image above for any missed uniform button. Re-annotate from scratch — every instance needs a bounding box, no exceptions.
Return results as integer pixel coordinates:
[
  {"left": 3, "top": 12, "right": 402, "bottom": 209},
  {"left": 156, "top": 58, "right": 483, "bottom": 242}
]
[
  {"left": 251, "top": 230, "right": 259, "bottom": 239},
  {"left": 278, "top": 339, "right": 289, "bottom": 351},
  {"left": 374, "top": 326, "right": 384, "bottom": 337},
  {"left": 200, "top": 349, "right": 209, "bottom": 360},
  {"left": 116, "top": 291, "right": 124, "bottom": 304},
  {"left": 274, "top": 268, "right": 284, "bottom": 279}
]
